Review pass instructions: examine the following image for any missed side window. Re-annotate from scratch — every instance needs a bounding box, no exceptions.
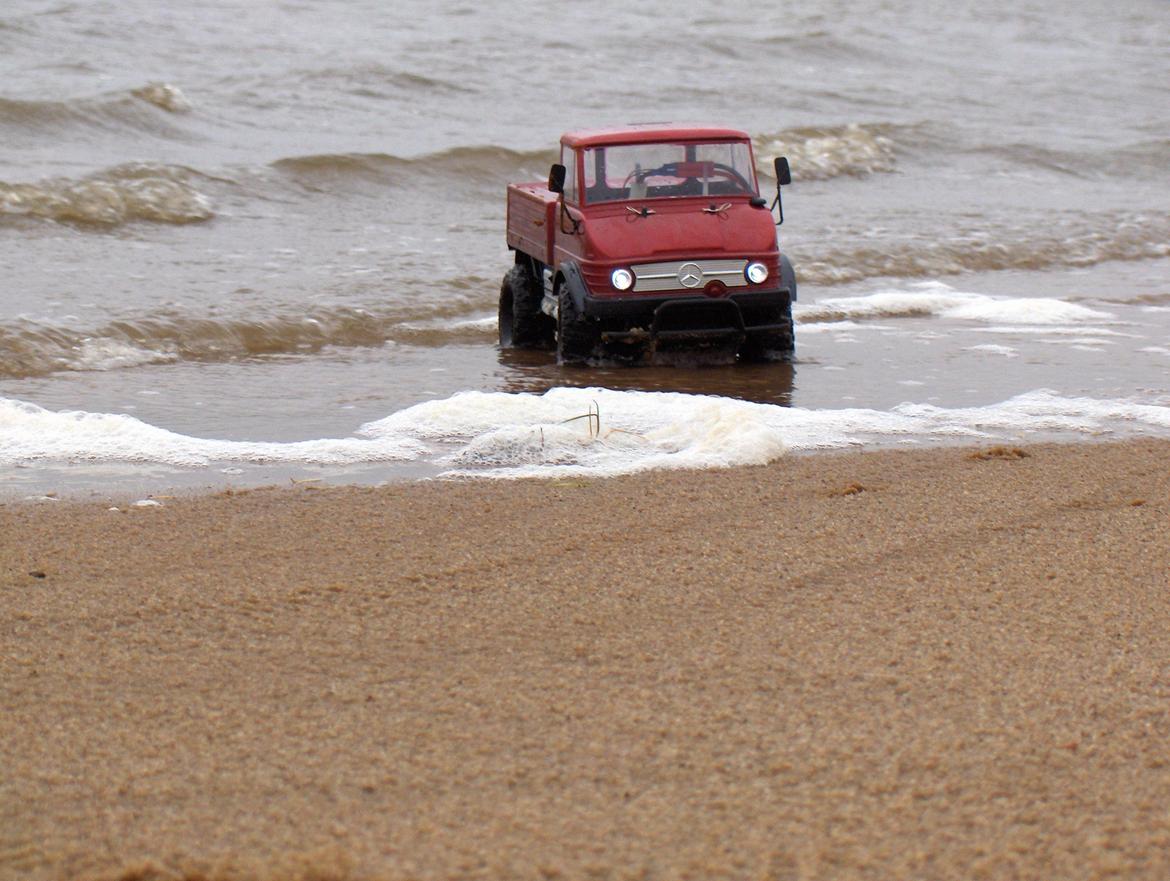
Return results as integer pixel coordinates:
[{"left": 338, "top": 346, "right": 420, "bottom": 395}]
[
  {"left": 583, "top": 148, "right": 597, "bottom": 195},
  {"left": 561, "top": 146, "right": 578, "bottom": 204}
]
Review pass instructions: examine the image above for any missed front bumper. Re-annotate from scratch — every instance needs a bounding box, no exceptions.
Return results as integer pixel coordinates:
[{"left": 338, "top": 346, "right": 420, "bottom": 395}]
[{"left": 583, "top": 288, "right": 792, "bottom": 346}]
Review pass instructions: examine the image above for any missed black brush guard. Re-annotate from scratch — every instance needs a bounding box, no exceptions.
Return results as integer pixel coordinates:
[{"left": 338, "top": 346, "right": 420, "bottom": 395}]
[{"left": 599, "top": 297, "right": 788, "bottom": 354}]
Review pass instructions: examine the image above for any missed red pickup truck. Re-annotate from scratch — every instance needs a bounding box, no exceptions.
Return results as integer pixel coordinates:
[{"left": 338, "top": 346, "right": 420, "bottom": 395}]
[{"left": 500, "top": 124, "right": 795, "bottom": 364}]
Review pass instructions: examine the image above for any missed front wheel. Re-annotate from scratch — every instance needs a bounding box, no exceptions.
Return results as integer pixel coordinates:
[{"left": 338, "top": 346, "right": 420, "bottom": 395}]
[
  {"left": 556, "top": 285, "right": 599, "bottom": 365},
  {"left": 739, "top": 310, "right": 795, "bottom": 362}
]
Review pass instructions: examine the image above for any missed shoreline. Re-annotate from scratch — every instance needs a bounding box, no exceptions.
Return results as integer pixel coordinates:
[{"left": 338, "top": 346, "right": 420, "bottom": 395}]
[
  {"left": 5, "top": 431, "right": 1169, "bottom": 506},
  {"left": 3, "top": 437, "right": 1170, "bottom": 880}
]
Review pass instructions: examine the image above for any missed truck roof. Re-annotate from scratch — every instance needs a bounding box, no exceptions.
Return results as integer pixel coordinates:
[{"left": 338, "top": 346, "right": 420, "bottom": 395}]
[{"left": 561, "top": 124, "right": 751, "bottom": 149}]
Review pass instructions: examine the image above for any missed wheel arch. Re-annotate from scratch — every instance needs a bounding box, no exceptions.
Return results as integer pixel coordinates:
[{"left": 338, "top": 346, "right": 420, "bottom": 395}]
[
  {"left": 779, "top": 253, "right": 797, "bottom": 302},
  {"left": 558, "top": 260, "right": 590, "bottom": 315}
]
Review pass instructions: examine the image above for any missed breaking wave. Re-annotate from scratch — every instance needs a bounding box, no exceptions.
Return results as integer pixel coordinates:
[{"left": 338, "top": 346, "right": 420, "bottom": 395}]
[
  {"left": 263, "top": 126, "right": 1169, "bottom": 197},
  {"left": 273, "top": 124, "right": 907, "bottom": 187},
  {"left": 0, "top": 163, "right": 215, "bottom": 226},
  {"left": 271, "top": 146, "right": 555, "bottom": 187},
  {"left": 130, "top": 82, "right": 192, "bottom": 113},
  {"left": 0, "top": 83, "right": 194, "bottom": 136},
  {"left": 272, "top": 125, "right": 901, "bottom": 190},
  {"left": 0, "top": 280, "right": 1143, "bottom": 381},
  {"left": 796, "top": 282, "right": 1117, "bottom": 326},
  {"left": 0, "top": 301, "right": 491, "bottom": 380},
  {"left": 794, "top": 213, "right": 1170, "bottom": 285},
  {"left": 5, "top": 388, "right": 1170, "bottom": 477},
  {"left": 754, "top": 124, "right": 898, "bottom": 181}
]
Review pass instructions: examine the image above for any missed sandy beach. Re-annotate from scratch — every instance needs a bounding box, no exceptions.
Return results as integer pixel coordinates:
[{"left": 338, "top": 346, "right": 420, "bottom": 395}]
[{"left": 3, "top": 439, "right": 1170, "bottom": 880}]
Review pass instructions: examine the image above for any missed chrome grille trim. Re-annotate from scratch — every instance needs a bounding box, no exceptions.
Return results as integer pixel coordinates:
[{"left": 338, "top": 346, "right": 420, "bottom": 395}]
[{"left": 632, "top": 259, "right": 749, "bottom": 292}]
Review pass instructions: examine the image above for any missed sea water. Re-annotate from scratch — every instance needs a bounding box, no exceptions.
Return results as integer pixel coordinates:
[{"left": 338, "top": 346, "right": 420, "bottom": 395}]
[{"left": 2, "top": 0, "right": 1169, "bottom": 492}]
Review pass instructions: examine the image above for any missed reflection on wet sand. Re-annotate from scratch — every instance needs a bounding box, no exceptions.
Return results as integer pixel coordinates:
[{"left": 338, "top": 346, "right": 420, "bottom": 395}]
[{"left": 494, "top": 346, "right": 796, "bottom": 406}]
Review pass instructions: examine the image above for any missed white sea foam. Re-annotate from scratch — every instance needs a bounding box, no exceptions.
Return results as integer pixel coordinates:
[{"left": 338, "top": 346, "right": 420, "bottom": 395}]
[
  {"left": 1041, "top": 337, "right": 1116, "bottom": 347},
  {"left": 0, "top": 398, "right": 427, "bottom": 467},
  {"left": 397, "top": 315, "right": 496, "bottom": 333},
  {"left": 797, "top": 281, "right": 1116, "bottom": 327},
  {"left": 449, "top": 316, "right": 498, "bottom": 331},
  {"left": 131, "top": 83, "right": 192, "bottom": 113},
  {"left": 944, "top": 298, "right": 1112, "bottom": 324},
  {"left": 5, "top": 388, "right": 1170, "bottom": 479},
  {"left": 361, "top": 388, "right": 788, "bottom": 477},
  {"left": 968, "top": 325, "right": 1133, "bottom": 336},
  {"left": 796, "top": 320, "right": 898, "bottom": 334},
  {"left": 965, "top": 344, "right": 1018, "bottom": 358},
  {"left": 69, "top": 339, "right": 178, "bottom": 371}
]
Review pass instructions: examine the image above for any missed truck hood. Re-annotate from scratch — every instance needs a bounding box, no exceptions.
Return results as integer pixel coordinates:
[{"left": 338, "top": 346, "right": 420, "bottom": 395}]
[{"left": 580, "top": 201, "right": 778, "bottom": 263}]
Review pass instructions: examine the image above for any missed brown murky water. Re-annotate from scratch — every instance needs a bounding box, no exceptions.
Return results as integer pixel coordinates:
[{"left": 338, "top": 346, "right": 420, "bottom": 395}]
[{"left": 2, "top": 0, "right": 1169, "bottom": 491}]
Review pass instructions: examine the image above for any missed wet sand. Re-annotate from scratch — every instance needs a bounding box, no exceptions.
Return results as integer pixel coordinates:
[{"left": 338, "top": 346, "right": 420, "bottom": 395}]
[{"left": 3, "top": 439, "right": 1170, "bottom": 881}]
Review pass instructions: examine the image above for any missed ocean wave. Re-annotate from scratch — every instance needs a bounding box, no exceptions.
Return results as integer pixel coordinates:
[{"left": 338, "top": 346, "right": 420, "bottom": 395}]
[
  {"left": 793, "top": 213, "right": 1170, "bottom": 285},
  {"left": 0, "top": 278, "right": 1140, "bottom": 382},
  {"left": 271, "top": 145, "right": 555, "bottom": 187},
  {"left": 0, "top": 163, "right": 214, "bottom": 226},
  {"left": 290, "top": 63, "right": 476, "bottom": 96},
  {"left": 266, "top": 125, "right": 1164, "bottom": 196},
  {"left": 0, "top": 302, "right": 491, "bottom": 380},
  {"left": 963, "top": 143, "right": 1092, "bottom": 178},
  {"left": 754, "top": 124, "right": 897, "bottom": 181},
  {"left": 796, "top": 282, "right": 1117, "bottom": 326},
  {"left": 130, "top": 82, "right": 192, "bottom": 113},
  {"left": 0, "top": 83, "right": 194, "bottom": 137},
  {"left": 965, "top": 137, "right": 1170, "bottom": 180},
  {"left": 271, "top": 124, "right": 908, "bottom": 191},
  {"left": 5, "top": 388, "right": 1170, "bottom": 476},
  {"left": 1110, "top": 139, "right": 1170, "bottom": 179}
]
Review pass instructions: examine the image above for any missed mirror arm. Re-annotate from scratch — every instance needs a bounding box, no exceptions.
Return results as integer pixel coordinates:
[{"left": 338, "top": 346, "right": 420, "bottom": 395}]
[
  {"left": 559, "top": 196, "right": 581, "bottom": 235},
  {"left": 771, "top": 190, "right": 784, "bottom": 226}
]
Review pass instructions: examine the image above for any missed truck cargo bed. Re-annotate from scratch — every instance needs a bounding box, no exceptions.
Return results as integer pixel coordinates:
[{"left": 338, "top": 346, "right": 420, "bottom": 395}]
[{"left": 505, "top": 183, "right": 558, "bottom": 265}]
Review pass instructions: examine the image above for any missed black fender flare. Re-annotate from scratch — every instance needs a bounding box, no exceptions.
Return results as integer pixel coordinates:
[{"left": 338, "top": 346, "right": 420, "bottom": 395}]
[
  {"left": 557, "top": 260, "right": 590, "bottom": 315},
  {"left": 779, "top": 253, "right": 797, "bottom": 303}
]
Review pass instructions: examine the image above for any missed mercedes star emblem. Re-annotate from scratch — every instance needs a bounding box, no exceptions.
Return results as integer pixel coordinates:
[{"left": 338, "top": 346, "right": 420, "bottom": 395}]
[{"left": 677, "top": 262, "right": 702, "bottom": 288}]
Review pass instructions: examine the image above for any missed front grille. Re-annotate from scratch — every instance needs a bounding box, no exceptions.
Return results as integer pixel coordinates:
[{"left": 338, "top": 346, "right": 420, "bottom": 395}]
[{"left": 632, "top": 259, "right": 748, "bottom": 293}]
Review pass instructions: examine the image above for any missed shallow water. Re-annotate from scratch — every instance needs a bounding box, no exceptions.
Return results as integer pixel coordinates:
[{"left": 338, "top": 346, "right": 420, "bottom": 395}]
[{"left": 2, "top": 0, "right": 1169, "bottom": 493}]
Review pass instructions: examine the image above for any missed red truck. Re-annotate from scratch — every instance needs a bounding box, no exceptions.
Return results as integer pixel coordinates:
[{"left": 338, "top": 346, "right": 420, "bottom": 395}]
[{"left": 500, "top": 124, "right": 795, "bottom": 364}]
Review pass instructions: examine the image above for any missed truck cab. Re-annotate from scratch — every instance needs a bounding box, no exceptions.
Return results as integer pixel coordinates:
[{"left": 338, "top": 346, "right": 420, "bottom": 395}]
[{"left": 501, "top": 124, "right": 795, "bottom": 364}]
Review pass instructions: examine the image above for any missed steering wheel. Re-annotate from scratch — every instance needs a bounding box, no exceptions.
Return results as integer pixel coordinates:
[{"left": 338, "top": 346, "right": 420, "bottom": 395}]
[
  {"left": 620, "top": 162, "right": 755, "bottom": 195},
  {"left": 621, "top": 163, "right": 677, "bottom": 189},
  {"left": 705, "top": 162, "right": 755, "bottom": 193}
]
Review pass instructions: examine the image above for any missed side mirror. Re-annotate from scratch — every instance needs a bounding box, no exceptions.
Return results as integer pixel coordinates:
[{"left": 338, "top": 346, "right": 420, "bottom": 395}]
[
  {"left": 548, "top": 163, "right": 566, "bottom": 194},
  {"left": 771, "top": 157, "right": 791, "bottom": 226},
  {"left": 774, "top": 157, "right": 792, "bottom": 186}
]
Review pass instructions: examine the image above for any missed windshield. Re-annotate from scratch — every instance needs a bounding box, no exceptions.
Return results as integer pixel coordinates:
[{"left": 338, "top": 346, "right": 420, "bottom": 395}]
[{"left": 581, "top": 141, "right": 758, "bottom": 205}]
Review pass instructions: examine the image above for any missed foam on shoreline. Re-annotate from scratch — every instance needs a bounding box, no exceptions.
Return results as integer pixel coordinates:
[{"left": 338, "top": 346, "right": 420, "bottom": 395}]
[{"left": 4, "top": 387, "right": 1170, "bottom": 480}]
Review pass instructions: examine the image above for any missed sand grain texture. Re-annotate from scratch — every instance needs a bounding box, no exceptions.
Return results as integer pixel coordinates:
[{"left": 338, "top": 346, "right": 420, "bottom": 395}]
[{"left": 2, "top": 440, "right": 1170, "bottom": 880}]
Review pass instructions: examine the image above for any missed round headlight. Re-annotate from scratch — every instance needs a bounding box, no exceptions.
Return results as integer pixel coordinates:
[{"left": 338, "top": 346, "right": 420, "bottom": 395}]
[
  {"left": 745, "top": 262, "right": 769, "bottom": 284},
  {"left": 611, "top": 268, "right": 634, "bottom": 291}
]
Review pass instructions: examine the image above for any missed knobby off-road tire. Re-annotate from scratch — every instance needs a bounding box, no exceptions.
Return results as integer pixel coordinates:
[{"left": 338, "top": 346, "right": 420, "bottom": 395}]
[
  {"left": 556, "top": 284, "right": 598, "bottom": 365},
  {"left": 498, "top": 264, "right": 551, "bottom": 349}
]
